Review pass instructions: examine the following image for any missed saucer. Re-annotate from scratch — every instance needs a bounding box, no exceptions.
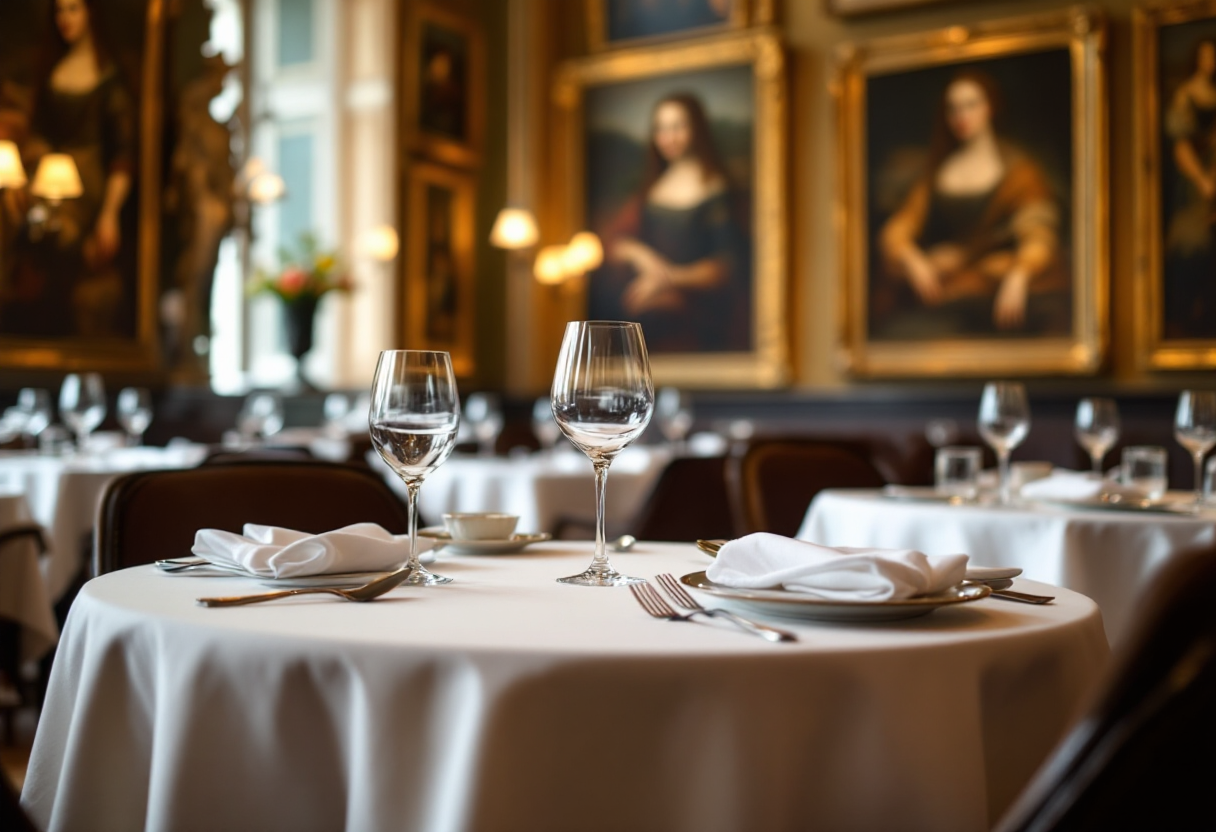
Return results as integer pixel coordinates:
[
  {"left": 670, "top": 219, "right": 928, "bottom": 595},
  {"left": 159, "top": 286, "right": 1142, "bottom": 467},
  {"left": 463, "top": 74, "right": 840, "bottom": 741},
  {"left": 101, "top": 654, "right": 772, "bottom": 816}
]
[{"left": 419, "top": 527, "right": 552, "bottom": 554}]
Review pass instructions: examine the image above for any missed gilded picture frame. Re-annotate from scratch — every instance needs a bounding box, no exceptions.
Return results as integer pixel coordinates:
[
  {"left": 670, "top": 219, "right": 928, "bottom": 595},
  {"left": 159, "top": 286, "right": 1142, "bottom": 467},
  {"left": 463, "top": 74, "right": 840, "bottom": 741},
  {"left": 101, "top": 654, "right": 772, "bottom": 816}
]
[
  {"left": 1134, "top": 0, "right": 1216, "bottom": 370},
  {"left": 585, "top": 0, "right": 772, "bottom": 52},
  {"left": 825, "top": 0, "right": 954, "bottom": 17},
  {"left": 0, "top": 0, "right": 165, "bottom": 374},
  {"left": 836, "top": 8, "right": 1108, "bottom": 377},
  {"left": 401, "top": 2, "right": 485, "bottom": 169},
  {"left": 401, "top": 160, "right": 477, "bottom": 378},
  {"left": 552, "top": 29, "right": 788, "bottom": 389}
]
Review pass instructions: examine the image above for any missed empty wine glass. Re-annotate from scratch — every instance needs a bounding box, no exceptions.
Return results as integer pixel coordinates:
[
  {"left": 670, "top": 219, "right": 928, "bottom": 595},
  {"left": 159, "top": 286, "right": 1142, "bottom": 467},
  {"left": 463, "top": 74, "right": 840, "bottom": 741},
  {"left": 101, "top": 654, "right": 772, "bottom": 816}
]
[
  {"left": 237, "top": 392, "right": 284, "bottom": 442},
  {"left": 1075, "top": 398, "right": 1119, "bottom": 474},
  {"left": 656, "top": 387, "right": 693, "bottom": 447},
  {"left": 977, "top": 381, "right": 1030, "bottom": 505},
  {"left": 551, "top": 321, "right": 654, "bottom": 586},
  {"left": 16, "top": 388, "right": 52, "bottom": 447},
  {"left": 116, "top": 387, "right": 153, "bottom": 446},
  {"left": 59, "top": 373, "right": 106, "bottom": 451},
  {"left": 532, "top": 396, "right": 561, "bottom": 451},
  {"left": 1174, "top": 390, "right": 1216, "bottom": 508},
  {"left": 464, "top": 393, "right": 503, "bottom": 457},
  {"left": 369, "top": 350, "right": 461, "bottom": 585}
]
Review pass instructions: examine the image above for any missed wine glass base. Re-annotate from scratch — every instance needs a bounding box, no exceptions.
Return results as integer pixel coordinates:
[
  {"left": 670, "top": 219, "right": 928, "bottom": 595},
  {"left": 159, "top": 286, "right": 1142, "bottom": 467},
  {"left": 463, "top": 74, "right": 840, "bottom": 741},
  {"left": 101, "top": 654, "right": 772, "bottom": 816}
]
[
  {"left": 399, "top": 566, "right": 453, "bottom": 586},
  {"left": 557, "top": 568, "right": 644, "bottom": 587}
]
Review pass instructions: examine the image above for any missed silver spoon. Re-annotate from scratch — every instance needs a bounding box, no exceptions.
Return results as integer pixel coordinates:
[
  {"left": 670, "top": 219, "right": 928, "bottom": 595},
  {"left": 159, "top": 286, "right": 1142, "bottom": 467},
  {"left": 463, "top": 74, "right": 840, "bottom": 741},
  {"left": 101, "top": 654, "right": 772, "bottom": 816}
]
[{"left": 196, "top": 565, "right": 420, "bottom": 607}]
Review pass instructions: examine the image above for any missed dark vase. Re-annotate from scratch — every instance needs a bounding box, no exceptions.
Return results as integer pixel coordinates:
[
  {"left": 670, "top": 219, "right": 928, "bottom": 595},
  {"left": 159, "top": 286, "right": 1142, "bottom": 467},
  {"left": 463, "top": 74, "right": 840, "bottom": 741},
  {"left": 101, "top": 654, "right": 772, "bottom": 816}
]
[{"left": 282, "top": 295, "right": 319, "bottom": 391}]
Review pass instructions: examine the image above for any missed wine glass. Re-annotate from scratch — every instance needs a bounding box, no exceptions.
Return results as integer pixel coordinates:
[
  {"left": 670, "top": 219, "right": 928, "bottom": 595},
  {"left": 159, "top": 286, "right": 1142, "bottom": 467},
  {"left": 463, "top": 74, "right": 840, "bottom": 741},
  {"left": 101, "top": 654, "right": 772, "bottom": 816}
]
[
  {"left": 59, "top": 373, "right": 106, "bottom": 451},
  {"left": 655, "top": 387, "right": 693, "bottom": 447},
  {"left": 323, "top": 392, "right": 351, "bottom": 437},
  {"left": 532, "top": 396, "right": 561, "bottom": 451},
  {"left": 237, "top": 392, "right": 284, "bottom": 442},
  {"left": 16, "top": 388, "right": 52, "bottom": 448},
  {"left": 551, "top": 321, "right": 654, "bottom": 586},
  {"left": 1174, "top": 390, "right": 1216, "bottom": 508},
  {"left": 1075, "top": 397, "right": 1120, "bottom": 475},
  {"left": 464, "top": 393, "right": 503, "bottom": 456},
  {"left": 116, "top": 388, "right": 153, "bottom": 446},
  {"left": 369, "top": 350, "right": 461, "bottom": 585},
  {"left": 977, "top": 381, "right": 1030, "bottom": 505}
]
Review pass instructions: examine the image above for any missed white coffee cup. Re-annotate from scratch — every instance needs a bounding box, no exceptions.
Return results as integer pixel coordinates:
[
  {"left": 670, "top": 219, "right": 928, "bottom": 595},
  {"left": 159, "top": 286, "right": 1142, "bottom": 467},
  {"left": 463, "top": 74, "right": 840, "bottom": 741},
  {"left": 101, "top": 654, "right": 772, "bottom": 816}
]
[{"left": 443, "top": 513, "right": 519, "bottom": 540}]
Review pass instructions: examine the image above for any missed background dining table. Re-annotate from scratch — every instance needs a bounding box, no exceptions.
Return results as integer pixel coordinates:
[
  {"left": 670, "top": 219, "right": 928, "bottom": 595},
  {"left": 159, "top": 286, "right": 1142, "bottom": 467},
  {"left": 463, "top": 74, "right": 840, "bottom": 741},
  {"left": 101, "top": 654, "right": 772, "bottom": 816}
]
[
  {"left": 799, "top": 488, "right": 1216, "bottom": 646},
  {"left": 0, "top": 491, "right": 58, "bottom": 664},
  {"left": 23, "top": 542, "right": 1107, "bottom": 832}
]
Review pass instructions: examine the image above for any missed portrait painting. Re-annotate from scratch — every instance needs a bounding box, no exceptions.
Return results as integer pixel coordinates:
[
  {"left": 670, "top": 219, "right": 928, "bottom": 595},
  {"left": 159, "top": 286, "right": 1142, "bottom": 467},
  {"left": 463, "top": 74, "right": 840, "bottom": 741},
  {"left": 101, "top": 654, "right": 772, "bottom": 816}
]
[
  {"left": 402, "top": 161, "right": 476, "bottom": 378},
  {"left": 1135, "top": 0, "right": 1216, "bottom": 370},
  {"left": 585, "top": 0, "right": 751, "bottom": 51},
  {"left": 0, "top": 0, "right": 164, "bottom": 372},
  {"left": 402, "top": 3, "right": 484, "bottom": 169},
  {"left": 838, "top": 10, "right": 1107, "bottom": 377},
  {"left": 553, "top": 30, "right": 788, "bottom": 388}
]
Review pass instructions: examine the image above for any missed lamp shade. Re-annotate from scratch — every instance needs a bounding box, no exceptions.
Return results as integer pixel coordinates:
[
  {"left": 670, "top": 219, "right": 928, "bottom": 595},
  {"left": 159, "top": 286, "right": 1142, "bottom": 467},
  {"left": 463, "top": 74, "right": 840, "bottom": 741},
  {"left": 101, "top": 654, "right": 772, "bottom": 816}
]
[
  {"left": 0, "top": 140, "right": 27, "bottom": 189},
  {"left": 247, "top": 171, "right": 286, "bottom": 204},
  {"left": 30, "top": 153, "right": 83, "bottom": 200},
  {"left": 562, "top": 231, "right": 603, "bottom": 273},
  {"left": 489, "top": 207, "right": 539, "bottom": 250},
  {"left": 358, "top": 224, "right": 399, "bottom": 261},
  {"left": 533, "top": 245, "right": 568, "bottom": 285}
]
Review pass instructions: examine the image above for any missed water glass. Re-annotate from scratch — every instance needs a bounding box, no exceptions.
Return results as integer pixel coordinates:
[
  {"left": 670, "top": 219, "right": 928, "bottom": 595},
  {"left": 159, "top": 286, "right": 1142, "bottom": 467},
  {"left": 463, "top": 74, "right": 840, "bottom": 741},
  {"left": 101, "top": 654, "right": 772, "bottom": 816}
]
[
  {"left": 116, "top": 387, "right": 153, "bottom": 445},
  {"left": 1121, "top": 446, "right": 1168, "bottom": 500},
  {"left": 59, "top": 373, "right": 106, "bottom": 451},
  {"left": 935, "top": 446, "right": 981, "bottom": 502},
  {"left": 977, "top": 381, "right": 1031, "bottom": 505}
]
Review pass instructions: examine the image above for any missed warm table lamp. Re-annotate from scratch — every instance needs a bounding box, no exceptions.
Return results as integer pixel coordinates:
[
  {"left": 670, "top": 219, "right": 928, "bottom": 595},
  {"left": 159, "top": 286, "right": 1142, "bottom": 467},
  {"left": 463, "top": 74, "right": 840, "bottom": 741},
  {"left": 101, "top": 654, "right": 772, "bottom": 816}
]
[
  {"left": 489, "top": 207, "right": 539, "bottom": 250},
  {"left": 30, "top": 153, "right": 83, "bottom": 202},
  {"left": 0, "top": 140, "right": 28, "bottom": 189}
]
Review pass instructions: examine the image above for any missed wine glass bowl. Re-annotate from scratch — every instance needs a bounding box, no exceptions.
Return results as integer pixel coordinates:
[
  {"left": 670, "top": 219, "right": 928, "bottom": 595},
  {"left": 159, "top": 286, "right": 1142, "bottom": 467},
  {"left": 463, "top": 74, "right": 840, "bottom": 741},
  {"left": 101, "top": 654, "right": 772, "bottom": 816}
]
[
  {"left": 237, "top": 392, "right": 284, "bottom": 442},
  {"left": 977, "top": 381, "right": 1030, "bottom": 505},
  {"left": 531, "top": 396, "right": 562, "bottom": 450},
  {"left": 1174, "top": 390, "right": 1216, "bottom": 508},
  {"left": 369, "top": 350, "right": 461, "bottom": 586},
  {"left": 551, "top": 321, "right": 654, "bottom": 586},
  {"left": 59, "top": 373, "right": 107, "bottom": 451},
  {"left": 464, "top": 393, "right": 504, "bottom": 457},
  {"left": 655, "top": 387, "right": 693, "bottom": 446},
  {"left": 1074, "top": 398, "right": 1119, "bottom": 474},
  {"left": 117, "top": 387, "right": 153, "bottom": 446}
]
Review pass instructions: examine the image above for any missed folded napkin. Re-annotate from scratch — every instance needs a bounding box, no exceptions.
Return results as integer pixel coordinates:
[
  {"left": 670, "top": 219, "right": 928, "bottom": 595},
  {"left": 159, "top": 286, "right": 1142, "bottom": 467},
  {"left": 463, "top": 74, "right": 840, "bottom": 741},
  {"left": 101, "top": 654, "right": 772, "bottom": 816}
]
[
  {"left": 1019, "top": 470, "right": 1145, "bottom": 502},
  {"left": 192, "top": 523, "right": 428, "bottom": 579},
  {"left": 706, "top": 533, "right": 968, "bottom": 602}
]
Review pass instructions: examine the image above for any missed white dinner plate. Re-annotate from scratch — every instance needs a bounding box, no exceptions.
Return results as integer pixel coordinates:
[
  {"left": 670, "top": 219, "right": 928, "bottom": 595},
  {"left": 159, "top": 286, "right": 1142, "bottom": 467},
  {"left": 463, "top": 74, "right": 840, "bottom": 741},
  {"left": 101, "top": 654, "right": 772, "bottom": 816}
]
[
  {"left": 679, "top": 571, "right": 990, "bottom": 622},
  {"left": 418, "top": 527, "right": 552, "bottom": 554}
]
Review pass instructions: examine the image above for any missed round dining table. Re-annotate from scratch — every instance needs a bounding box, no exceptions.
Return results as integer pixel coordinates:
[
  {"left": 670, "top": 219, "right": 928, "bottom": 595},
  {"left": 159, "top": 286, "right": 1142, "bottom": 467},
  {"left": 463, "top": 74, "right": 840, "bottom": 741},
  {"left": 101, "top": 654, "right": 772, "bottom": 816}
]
[
  {"left": 22, "top": 542, "right": 1107, "bottom": 832},
  {"left": 798, "top": 488, "right": 1216, "bottom": 647}
]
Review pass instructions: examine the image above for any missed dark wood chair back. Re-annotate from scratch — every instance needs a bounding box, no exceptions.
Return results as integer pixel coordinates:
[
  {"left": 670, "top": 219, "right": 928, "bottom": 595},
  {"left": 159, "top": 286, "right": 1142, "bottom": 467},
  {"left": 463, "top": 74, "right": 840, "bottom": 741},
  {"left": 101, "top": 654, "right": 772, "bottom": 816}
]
[
  {"left": 727, "top": 438, "right": 887, "bottom": 536},
  {"left": 993, "top": 544, "right": 1216, "bottom": 832},
  {"left": 95, "top": 461, "right": 409, "bottom": 575},
  {"left": 631, "top": 455, "right": 736, "bottom": 542}
]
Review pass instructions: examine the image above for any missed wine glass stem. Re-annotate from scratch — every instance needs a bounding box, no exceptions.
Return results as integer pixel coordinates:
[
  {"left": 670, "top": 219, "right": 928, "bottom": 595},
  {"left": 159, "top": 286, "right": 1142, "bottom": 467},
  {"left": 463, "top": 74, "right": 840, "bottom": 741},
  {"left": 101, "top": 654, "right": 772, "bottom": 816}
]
[
  {"left": 1194, "top": 453, "right": 1205, "bottom": 506},
  {"left": 998, "top": 449, "right": 1012, "bottom": 505},
  {"left": 1092, "top": 451, "right": 1103, "bottom": 475},
  {"left": 592, "top": 459, "right": 611, "bottom": 573},
  {"left": 405, "top": 480, "right": 422, "bottom": 571}
]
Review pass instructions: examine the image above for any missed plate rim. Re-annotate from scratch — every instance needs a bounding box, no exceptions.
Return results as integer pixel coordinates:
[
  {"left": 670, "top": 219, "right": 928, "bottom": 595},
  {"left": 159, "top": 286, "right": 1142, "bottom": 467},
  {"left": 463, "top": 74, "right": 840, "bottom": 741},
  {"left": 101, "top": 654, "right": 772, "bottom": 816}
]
[
  {"left": 678, "top": 570, "right": 990, "bottom": 608},
  {"left": 419, "top": 527, "right": 552, "bottom": 544}
]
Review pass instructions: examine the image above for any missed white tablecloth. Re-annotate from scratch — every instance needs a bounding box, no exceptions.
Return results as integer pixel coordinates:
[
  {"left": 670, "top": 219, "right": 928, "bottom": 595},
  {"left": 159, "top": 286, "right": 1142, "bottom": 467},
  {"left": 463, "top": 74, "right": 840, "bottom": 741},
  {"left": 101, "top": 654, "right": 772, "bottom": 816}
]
[
  {"left": 0, "top": 445, "right": 208, "bottom": 600},
  {"left": 24, "top": 542, "right": 1107, "bottom": 832},
  {"left": 0, "top": 491, "right": 57, "bottom": 662},
  {"left": 798, "top": 489, "right": 1216, "bottom": 646},
  {"left": 392, "top": 446, "right": 672, "bottom": 534}
]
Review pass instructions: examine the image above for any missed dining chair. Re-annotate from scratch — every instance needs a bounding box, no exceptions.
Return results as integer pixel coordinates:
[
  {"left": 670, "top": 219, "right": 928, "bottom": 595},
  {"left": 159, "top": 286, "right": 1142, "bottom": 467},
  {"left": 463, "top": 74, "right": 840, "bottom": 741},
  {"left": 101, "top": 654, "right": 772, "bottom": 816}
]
[
  {"left": 0, "top": 523, "right": 48, "bottom": 744},
  {"left": 726, "top": 437, "right": 888, "bottom": 536},
  {"left": 993, "top": 543, "right": 1216, "bottom": 832},
  {"left": 201, "top": 446, "right": 314, "bottom": 464},
  {"left": 95, "top": 461, "right": 410, "bottom": 575}
]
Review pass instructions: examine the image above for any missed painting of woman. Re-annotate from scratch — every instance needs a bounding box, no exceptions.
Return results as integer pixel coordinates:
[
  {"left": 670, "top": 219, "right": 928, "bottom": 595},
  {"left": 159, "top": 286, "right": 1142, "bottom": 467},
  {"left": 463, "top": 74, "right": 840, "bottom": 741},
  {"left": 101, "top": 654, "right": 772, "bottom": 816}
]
[
  {"left": 872, "top": 67, "right": 1070, "bottom": 340},
  {"left": 1, "top": 0, "right": 136, "bottom": 339},
  {"left": 1162, "top": 37, "right": 1216, "bottom": 340},
  {"left": 591, "top": 91, "right": 750, "bottom": 353}
]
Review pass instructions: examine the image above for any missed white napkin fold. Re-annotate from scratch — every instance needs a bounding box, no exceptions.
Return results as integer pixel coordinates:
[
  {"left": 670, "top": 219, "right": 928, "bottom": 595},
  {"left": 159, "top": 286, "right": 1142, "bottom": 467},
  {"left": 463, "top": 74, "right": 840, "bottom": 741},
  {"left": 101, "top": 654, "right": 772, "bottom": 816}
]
[
  {"left": 1018, "top": 470, "right": 1145, "bottom": 502},
  {"left": 192, "top": 523, "right": 428, "bottom": 579},
  {"left": 706, "top": 533, "right": 968, "bottom": 602}
]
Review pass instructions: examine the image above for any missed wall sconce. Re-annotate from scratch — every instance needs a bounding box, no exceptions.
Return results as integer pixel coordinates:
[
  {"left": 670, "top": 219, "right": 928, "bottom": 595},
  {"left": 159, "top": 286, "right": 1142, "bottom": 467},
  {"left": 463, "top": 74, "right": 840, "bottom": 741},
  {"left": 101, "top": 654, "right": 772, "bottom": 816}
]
[
  {"left": 0, "top": 140, "right": 28, "bottom": 189},
  {"left": 489, "top": 207, "right": 539, "bottom": 250},
  {"left": 357, "top": 224, "right": 399, "bottom": 262},
  {"left": 533, "top": 230, "right": 603, "bottom": 285},
  {"left": 30, "top": 153, "right": 83, "bottom": 203}
]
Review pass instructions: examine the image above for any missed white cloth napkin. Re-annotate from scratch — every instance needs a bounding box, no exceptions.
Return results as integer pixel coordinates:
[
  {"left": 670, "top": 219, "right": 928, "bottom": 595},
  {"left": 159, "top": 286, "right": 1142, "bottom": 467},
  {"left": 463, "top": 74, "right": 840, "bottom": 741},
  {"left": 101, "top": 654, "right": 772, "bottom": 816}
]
[
  {"left": 192, "top": 523, "right": 428, "bottom": 579},
  {"left": 706, "top": 533, "right": 968, "bottom": 601},
  {"left": 1019, "top": 470, "right": 1145, "bottom": 502}
]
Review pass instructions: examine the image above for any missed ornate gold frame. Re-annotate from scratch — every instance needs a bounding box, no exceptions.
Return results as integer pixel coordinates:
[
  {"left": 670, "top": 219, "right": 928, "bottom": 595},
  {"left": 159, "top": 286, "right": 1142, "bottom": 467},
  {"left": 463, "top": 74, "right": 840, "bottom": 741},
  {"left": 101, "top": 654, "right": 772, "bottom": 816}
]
[
  {"left": 1134, "top": 0, "right": 1216, "bottom": 370},
  {"left": 401, "top": 160, "right": 477, "bottom": 378},
  {"left": 401, "top": 2, "right": 485, "bottom": 169},
  {"left": 0, "top": 0, "right": 164, "bottom": 374},
  {"left": 836, "top": 8, "right": 1108, "bottom": 377},
  {"left": 585, "top": 0, "right": 770, "bottom": 52},
  {"left": 825, "top": 0, "right": 954, "bottom": 16},
  {"left": 552, "top": 29, "right": 789, "bottom": 388}
]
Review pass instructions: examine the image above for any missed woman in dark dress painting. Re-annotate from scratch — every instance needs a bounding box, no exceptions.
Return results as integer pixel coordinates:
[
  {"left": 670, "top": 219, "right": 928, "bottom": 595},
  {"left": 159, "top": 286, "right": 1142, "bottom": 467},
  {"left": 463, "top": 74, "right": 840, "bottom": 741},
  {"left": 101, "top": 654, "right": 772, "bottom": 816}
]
[
  {"left": 595, "top": 92, "right": 749, "bottom": 353},
  {"left": 2, "top": 0, "right": 135, "bottom": 338}
]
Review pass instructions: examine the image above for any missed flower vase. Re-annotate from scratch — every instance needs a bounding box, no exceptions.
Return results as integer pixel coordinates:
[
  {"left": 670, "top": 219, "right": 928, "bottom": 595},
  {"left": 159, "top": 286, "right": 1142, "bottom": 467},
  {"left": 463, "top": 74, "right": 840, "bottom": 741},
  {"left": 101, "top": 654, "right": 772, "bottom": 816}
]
[{"left": 282, "top": 296, "right": 319, "bottom": 392}]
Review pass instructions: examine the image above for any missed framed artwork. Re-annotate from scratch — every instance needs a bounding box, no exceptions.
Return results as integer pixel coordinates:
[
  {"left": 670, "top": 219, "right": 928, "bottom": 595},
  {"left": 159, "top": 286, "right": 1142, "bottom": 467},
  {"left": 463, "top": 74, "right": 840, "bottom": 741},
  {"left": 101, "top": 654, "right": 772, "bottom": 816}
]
[
  {"left": 0, "top": 0, "right": 165, "bottom": 373},
  {"left": 401, "top": 2, "right": 485, "bottom": 169},
  {"left": 1134, "top": 0, "right": 1216, "bottom": 370},
  {"left": 585, "top": 0, "right": 774, "bottom": 52},
  {"left": 836, "top": 9, "right": 1108, "bottom": 377},
  {"left": 401, "top": 161, "right": 476, "bottom": 378},
  {"left": 553, "top": 29, "right": 788, "bottom": 388},
  {"left": 826, "top": 0, "right": 954, "bottom": 17}
]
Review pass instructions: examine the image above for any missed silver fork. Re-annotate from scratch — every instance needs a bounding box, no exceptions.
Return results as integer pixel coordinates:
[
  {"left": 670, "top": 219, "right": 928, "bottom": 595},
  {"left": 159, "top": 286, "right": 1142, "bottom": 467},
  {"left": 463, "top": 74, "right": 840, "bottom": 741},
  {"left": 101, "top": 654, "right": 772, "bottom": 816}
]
[
  {"left": 654, "top": 573, "right": 798, "bottom": 643},
  {"left": 629, "top": 581, "right": 797, "bottom": 643}
]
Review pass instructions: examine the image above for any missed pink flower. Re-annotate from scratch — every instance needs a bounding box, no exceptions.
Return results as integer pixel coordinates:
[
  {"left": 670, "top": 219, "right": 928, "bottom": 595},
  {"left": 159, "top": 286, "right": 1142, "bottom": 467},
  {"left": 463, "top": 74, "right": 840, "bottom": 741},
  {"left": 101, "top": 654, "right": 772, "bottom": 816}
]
[{"left": 278, "top": 267, "right": 308, "bottom": 294}]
